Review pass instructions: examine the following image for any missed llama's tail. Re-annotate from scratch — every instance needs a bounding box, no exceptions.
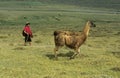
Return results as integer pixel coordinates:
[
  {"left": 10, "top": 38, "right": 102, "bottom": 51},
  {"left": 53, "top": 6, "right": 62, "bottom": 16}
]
[
  {"left": 54, "top": 30, "right": 64, "bottom": 36},
  {"left": 54, "top": 31, "right": 58, "bottom": 36}
]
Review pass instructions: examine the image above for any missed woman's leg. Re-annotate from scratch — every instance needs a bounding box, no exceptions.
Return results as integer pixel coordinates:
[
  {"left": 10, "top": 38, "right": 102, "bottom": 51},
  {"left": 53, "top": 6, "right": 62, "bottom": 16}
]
[
  {"left": 28, "top": 35, "right": 32, "bottom": 46},
  {"left": 24, "top": 35, "right": 29, "bottom": 46}
]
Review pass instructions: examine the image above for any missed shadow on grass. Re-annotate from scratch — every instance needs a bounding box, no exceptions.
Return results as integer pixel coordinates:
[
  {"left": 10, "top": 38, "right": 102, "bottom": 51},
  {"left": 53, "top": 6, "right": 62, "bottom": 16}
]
[
  {"left": 111, "top": 51, "right": 120, "bottom": 58},
  {"left": 110, "top": 67, "right": 120, "bottom": 72},
  {"left": 0, "top": 35, "right": 8, "bottom": 39},
  {"left": 13, "top": 47, "right": 26, "bottom": 50},
  {"left": 46, "top": 51, "right": 74, "bottom": 60},
  {"left": 114, "top": 31, "right": 120, "bottom": 35}
]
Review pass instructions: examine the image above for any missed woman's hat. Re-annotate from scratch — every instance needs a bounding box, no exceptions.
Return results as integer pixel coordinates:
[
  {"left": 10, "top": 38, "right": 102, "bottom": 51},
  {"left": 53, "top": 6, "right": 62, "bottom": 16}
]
[{"left": 26, "top": 22, "right": 30, "bottom": 25}]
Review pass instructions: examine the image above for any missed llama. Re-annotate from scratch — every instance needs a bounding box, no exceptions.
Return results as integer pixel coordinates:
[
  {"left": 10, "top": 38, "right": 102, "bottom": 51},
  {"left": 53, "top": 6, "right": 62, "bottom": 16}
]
[{"left": 54, "top": 21, "right": 96, "bottom": 59}]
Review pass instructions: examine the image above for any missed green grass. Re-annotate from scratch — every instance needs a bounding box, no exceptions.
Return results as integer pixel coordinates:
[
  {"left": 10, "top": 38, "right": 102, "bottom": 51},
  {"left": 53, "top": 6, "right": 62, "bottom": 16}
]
[{"left": 0, "top": 1, "right": 120, "bottom": 78}]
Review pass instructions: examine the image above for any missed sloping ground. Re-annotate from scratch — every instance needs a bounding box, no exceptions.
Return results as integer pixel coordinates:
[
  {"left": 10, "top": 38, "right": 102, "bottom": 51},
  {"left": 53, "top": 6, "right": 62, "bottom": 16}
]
[{"left": 0, "top": 0, "right": 120, "bottom": 78}]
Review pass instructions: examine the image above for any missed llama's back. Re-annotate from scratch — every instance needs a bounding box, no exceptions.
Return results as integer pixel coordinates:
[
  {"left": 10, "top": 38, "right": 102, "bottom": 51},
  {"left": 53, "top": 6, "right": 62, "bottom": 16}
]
[{"left": 54, "top": 30, "right": 82, "bottom": 36}]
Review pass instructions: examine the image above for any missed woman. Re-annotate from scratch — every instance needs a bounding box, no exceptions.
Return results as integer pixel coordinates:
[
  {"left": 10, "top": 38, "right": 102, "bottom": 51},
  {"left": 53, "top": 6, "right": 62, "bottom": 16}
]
[{"left": 23, "top": 22, "right": 33, "bottom": 46}]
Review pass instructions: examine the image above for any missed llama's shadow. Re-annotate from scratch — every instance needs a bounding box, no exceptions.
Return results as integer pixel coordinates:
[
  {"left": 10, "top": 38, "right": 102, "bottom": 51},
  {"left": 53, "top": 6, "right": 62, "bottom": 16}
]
[{"left": 46, "top": 51, "right": 74, "bottom": 60}]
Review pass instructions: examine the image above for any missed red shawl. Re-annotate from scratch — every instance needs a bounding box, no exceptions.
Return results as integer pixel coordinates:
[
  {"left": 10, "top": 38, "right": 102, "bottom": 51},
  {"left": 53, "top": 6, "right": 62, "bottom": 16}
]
[{"left": 23, "top": 25, "right": 32, "bottom": 36}]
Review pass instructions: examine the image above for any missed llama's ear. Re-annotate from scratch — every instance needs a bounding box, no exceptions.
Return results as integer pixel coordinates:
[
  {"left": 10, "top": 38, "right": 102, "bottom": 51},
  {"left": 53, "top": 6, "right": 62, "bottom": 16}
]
[{"left": 88, "top": 20, "right": 92, "bottom": 22}]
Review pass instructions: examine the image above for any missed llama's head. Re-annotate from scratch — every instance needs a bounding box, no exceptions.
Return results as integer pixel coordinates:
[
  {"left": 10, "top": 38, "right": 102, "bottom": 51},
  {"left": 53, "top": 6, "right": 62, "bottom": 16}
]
[{"left": 87, "top": 21, "right": 96, "bottom": 27}]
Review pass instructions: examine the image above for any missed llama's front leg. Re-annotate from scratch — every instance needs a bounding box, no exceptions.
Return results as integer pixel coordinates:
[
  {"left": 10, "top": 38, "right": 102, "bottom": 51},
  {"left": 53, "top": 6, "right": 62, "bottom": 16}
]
[
  {"left": 54, "top": 46, "right": 59, "bottom": 59},
  {"left": 70, "top": 48, "right": 80, "bottom": 59}
]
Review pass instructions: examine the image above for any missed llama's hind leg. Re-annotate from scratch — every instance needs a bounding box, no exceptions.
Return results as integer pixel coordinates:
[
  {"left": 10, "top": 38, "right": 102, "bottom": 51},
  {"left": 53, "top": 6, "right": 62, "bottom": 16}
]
[{"left": 70, "top": 48, "right": 80, "bottom": 59}]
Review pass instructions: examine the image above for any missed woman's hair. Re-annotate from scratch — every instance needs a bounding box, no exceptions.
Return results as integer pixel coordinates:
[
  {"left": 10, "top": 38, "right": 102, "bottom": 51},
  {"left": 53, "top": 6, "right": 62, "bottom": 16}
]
[{"left": 26, "top": 22, "right": 30, "bottom": 26}]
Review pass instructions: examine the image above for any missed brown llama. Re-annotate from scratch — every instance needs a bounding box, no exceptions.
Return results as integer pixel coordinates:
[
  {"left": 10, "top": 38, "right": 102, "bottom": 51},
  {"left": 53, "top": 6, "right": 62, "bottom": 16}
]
[{"left": 53, "top": 21, "right": 96, "bottom": 59}]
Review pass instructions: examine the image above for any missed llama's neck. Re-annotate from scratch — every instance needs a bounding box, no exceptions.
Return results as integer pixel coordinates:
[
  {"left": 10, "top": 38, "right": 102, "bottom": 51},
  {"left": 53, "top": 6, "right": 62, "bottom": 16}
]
[{"left": 82, "top": 24, "right": 90, "bottom": 37}]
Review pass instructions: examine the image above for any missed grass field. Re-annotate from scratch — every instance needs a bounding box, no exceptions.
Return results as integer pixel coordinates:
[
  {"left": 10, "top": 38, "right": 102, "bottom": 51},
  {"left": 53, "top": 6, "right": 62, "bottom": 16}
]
[{"left": 0, "top": 0, "right": 120, "bottom": 78}]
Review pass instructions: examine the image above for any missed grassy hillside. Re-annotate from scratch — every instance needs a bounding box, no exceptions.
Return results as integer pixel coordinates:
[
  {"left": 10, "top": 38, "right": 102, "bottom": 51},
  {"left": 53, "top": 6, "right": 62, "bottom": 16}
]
[
  {"left": 0, "top": 0, "right": 120, "bottom": 78},
  {"left": 0, "top": 0, "right": 120, "bottom": 10}
]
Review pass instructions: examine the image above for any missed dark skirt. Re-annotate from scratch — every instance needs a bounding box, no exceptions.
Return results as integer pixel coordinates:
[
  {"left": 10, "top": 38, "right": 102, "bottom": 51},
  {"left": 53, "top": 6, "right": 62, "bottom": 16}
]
[{"left": 25, "top": 34, "right": 32, "bottom": 42}]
